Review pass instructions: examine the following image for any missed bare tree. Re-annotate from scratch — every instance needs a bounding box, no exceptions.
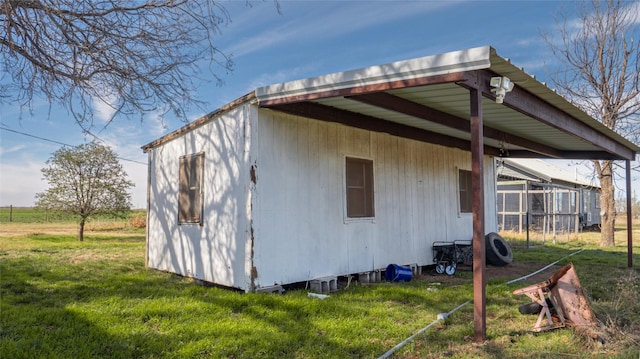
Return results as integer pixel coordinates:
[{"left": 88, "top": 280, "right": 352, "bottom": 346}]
[
  {"left": 0, "top": 1, "right": 239, "bottom": 130},
  {"left": 36, "top": 142, "right": 134, "bottom": 241},
  {"left": 543, "top": 0, "right": 640, "bottom": 246}
]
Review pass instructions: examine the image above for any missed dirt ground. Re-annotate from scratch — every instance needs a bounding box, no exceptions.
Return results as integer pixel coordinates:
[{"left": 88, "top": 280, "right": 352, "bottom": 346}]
[{"left": 418, "top": 261, "right": 558, "bottom": 287}]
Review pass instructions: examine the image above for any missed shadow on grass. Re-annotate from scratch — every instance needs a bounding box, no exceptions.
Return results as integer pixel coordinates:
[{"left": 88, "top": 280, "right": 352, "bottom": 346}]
[
  {"left": 2, "top": 235, "right": 638, "bottom": 358},
  {"left": 1, "top": 251, "right": 435, "bottom": 358}
]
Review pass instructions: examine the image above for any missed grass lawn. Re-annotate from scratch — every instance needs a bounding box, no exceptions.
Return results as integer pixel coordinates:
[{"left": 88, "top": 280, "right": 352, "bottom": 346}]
[{"left": 1, "top": 219, "right": 639, "bottom": 358}]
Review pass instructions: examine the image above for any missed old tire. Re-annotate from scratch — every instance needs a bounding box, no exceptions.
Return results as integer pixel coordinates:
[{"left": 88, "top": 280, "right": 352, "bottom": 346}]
[
  {"left": 518, "top": 302, "right": 542, "bottom": 315},
  {"left": 518, "top": 299, "right": 554, "bottom": 315},
  {"left": 485, "top": 232, "right": 512, "bottom": 266}
]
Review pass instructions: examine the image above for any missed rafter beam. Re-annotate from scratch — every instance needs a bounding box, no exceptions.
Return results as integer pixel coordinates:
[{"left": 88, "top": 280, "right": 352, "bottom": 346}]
[
  {"left": 471, "top": 70, "right": 636, "bottom": 160},
  {"left": 506, "top": 150, "right": 623, "bottom": 160},
  {"left": 263, "top": 101, "right": 502, "bottom": 156},
  {"left": 347, "top": 92, "right": 563, "bottom": 158}
]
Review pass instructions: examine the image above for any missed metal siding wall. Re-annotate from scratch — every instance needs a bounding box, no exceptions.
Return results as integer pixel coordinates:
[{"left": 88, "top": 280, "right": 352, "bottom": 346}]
[
  {"left": 146, "top": 105, "right": 252, "bottom": 290},
  {"left": 253, "top": 110, "right": 497, "bottom": 287}
]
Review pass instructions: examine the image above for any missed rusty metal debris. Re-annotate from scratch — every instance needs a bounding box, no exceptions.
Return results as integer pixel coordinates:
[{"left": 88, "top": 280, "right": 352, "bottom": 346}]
[{"left": 513, "top": 262, "right": 596, "bottom": 332}]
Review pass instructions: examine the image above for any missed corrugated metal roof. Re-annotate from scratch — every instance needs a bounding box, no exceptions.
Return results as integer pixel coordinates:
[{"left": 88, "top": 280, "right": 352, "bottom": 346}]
[
  {"left": 144, "top": 46, "right": 639, "bottom": 160},
  {"left": 255, "top": 46, "right": 493, "bottom": 100},
  {"left": 486, "top": 48, "right": 636, "bottom": 152},
  {"left": 498, "top": 158, "right": 598, "bottom": 188},
  {"left": 254, "top": 46, "right": 638, "bottom": 160}
]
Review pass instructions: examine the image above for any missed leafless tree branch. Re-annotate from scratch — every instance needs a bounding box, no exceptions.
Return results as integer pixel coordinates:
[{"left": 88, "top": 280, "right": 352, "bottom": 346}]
[
  {"left": 0, "top": 0, "right": 245, "bottom": 129},
  {"left": 541, "top": 0, "right": 639, "bottom": 246}
]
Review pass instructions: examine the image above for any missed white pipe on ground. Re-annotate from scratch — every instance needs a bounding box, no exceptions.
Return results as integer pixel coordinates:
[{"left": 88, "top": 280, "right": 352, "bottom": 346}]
[{"left": 377, "top": 247, "right": 585, "bottom": 358}]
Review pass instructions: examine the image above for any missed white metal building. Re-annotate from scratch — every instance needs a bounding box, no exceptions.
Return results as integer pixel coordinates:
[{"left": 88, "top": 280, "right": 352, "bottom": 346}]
[{"left": 142, "top": 46, "right": 638, "bottom": 340}]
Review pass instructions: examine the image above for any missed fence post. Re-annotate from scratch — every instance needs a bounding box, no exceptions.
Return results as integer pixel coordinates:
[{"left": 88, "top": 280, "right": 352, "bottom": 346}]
[
  {"left": 9, "top": 205, "right": 12, "bottom": 222},
  {"left": 525, "top": 182, "right": 529, "bottom": 248}
]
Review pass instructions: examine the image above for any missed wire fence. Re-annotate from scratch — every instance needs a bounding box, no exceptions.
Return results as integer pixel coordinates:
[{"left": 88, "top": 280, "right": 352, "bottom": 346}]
[
  {"left": 0, "top": 206, "right": 145, "bottom": 225},
  {"left": 0, "top": 206, "right": 70, "bottom": 223}
]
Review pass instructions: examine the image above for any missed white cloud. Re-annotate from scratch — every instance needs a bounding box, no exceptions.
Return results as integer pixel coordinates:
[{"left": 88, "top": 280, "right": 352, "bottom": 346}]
[
  {"left": 0, "top": 144, "right": 27, "bottom": 157},
  {"left": 224, "top": 1, "right": 459, "bottom": 58},
  {"left": 0, "top": 157, "right": 147, "bottom": 209},
  {"left": 121, "top": 159, "right": 147, "bottom": 209},
  {"left": 0, "top": 160, "right": 47, "bottom": 207},
  {"left": 245, "top": 64, "right": 317, "bottom": 90},
  {"left": 627, "top": 2, "right": 640, "bottom": 25},
  {"left": 144, "top": 110, "right": 171, "bottom": 138},
  {"left": 93, "top": 96, "right": 118, "bottom": 124},
  {"left": 89, "top": 80, "right": 120, "bottom": 124}
]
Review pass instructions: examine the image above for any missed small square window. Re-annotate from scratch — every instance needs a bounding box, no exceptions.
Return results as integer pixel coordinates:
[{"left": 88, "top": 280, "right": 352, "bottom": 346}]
[
  {"left": 459, "top": 169, "right": 472, "bottom": 213},
  {"left": 346, "top": 157, "right": 374, "bottom": 218}
]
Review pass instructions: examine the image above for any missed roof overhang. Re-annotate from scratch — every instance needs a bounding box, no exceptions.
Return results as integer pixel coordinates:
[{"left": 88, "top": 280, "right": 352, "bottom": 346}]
[
  {"left": 256, "top": 46, "right": 639, "bottom": 161},
  {"left": 498, "top": 158, "right": 599, "bottom": 188}
]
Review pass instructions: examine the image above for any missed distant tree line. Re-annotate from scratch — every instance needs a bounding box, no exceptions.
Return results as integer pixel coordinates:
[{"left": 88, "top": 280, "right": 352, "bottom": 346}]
[
  {"left": 615, "top": 193, "right": 640, "bottom": 219},
  {"left": 0, "top": 206, "right": 143, "bottom": 224}
]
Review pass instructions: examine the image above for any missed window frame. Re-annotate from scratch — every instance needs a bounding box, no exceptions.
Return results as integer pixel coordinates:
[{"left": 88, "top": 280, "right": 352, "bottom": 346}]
[
  {"left": 344, "top": 156, "right": 375, "bottom": 221},
  {"left": 178, "top": 152, "right": 204, "bottom": 226},
  {"left": 458, "top": 168, "right": 473, "bottom": 214}
]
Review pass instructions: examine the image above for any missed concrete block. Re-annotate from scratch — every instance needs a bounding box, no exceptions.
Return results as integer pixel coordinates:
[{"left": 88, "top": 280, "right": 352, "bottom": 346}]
[
  {"left": 358, "top": 272, "right": 370, "bottom": 283},
  {"left": 256, "top": 285, "right": 284, "bottom": 294},
  {"left": 409, "top": 263, "right": 422, "bottom": 276},
  {"left": 310, "top": 276, "right": 338, "bottom": 293}
]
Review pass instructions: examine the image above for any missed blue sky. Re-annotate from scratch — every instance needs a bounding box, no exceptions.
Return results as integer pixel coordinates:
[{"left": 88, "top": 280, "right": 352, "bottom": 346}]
[{"left": 1, "top": 0, "right": 638, "bottom": 208}]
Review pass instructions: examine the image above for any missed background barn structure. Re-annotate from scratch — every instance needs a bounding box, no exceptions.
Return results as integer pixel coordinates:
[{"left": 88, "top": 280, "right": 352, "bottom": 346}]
[{"left": 497, "top": 158, "right": 602, "bottom": 238}]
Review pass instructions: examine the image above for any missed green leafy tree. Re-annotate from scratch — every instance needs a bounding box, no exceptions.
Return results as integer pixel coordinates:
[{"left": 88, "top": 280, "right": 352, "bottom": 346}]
[
  {"left": 543, "top": 0, "right": 640, "bottom": 246},
  {"left": 36, "top": 142, "right": 134, "bottom": 241}
]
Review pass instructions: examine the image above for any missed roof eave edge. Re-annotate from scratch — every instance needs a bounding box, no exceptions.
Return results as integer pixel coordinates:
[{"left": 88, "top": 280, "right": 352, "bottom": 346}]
[
  {"left": 141, "top": 92, "right": 257, "bottom": 152},
  {"left": 256, "top": 46, "right": 493, "bottom": 102}
]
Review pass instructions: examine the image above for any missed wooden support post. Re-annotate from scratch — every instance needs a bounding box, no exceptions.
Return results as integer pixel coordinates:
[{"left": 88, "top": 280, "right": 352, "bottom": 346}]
[
  {"left": 470, "top": 84, "right": 486, "bottom": 343},
  {"left": 626, "top": 160, "right": 633, "bottom": 268}
]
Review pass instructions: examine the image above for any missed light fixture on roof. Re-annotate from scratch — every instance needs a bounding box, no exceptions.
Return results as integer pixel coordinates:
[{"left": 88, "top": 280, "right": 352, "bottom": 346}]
[{"left": 490, "top": 76, "right": 514, "bottom": 104}]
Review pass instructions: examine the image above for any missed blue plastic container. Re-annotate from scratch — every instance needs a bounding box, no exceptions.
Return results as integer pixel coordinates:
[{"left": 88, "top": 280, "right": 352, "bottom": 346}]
[{"left": 385, "top": 264, "right": 413, "bottom": 282}]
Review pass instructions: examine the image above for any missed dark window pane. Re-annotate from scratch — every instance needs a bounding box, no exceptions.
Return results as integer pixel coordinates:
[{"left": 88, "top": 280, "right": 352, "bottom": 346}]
[
  {"left": 346, "top": 158, "right": 374, "bottom": 218},
  {"left": 179, "top": 153, "right": 204, "bottom": 224},
  {"left": 459, "top": 169, "right": 472, "bottom": 213}
]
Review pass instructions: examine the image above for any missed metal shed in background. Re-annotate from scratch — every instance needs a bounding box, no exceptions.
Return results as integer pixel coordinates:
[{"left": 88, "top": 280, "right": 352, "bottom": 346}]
[{"left": 497, "top": 158, "right": 602, "bottom": 241}]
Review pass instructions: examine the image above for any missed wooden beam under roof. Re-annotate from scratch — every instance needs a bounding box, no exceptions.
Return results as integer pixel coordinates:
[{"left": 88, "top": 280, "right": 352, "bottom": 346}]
[
  {"left": 262, "top": 101, "right": 502, "bottom": 156},
  {"left": 472, "top": 70, "right": 637, "bottom": 161},
  {"left": 506, "top": 150, "right": 623, "bottom": 160},
  {"left": 346, "top": 92, "right": 563, "bottom": 158}
]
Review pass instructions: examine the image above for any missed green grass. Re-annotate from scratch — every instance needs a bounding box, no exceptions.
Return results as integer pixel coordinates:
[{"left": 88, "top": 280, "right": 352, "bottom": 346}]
[
  {"left": 1, "top": 223, "right": 639, "bottom": 358},
  {"left": 0, "top": 206, "right": 146, "bottom": 224}
]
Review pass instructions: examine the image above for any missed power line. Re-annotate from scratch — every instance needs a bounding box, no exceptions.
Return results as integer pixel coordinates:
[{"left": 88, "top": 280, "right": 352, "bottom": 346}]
[
  {"left": 0, "top": 126, "right": 147, "bottom": 166},
  {"left": 1, "top": 126, "right": 72, "bottom": 147}
]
